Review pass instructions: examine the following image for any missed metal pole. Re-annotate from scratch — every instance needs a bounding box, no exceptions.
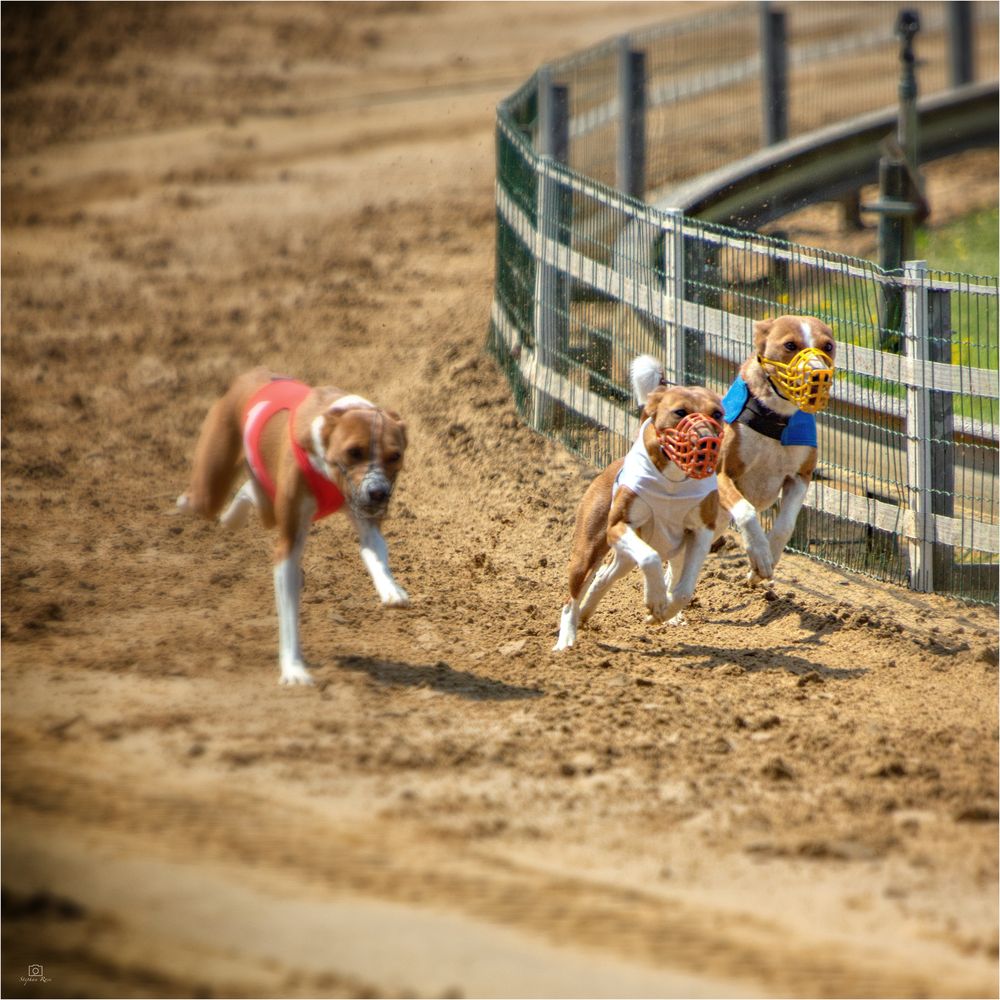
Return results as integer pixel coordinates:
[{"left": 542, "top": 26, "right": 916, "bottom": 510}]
[
  {"left": 928, "top": 287, "right": 955, "bottom": 591},
  {"left": 896, "top": 9, "right": 921, "bottom": 173},
  {"left": 948, "top": 1, "right": 974, "bottom": 86},
  {"left": 760, "top": 2, "right": 788, "bottom": 146},
  {"left": 616, "top": 36, "right": 647, "bottom": 199},
  {"left": 532, "top": 68, "right": 571, "bottom": 431}
]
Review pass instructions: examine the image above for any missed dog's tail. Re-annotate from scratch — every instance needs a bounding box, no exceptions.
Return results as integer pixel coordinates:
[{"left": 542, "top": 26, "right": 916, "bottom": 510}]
[{"left": 630, "top": 354, "right": 666, "bottom": 406}]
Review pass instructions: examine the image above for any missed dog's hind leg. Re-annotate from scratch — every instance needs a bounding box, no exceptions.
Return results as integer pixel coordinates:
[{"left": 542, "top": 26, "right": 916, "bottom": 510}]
[
  {"left": 554, "top": 563, "right": 600, "bottom": 651},
  {"left": 178, "top": 395, "right": 245, "bottom": 519},
  {"left": 220, "top": 479, "right": 263, "bottom": 530}
]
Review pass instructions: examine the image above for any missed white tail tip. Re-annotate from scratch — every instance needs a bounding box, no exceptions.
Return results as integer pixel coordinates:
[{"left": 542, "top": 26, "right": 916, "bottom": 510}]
[{"left": 630, "top": 354, "right": 666, "bottom": 405}]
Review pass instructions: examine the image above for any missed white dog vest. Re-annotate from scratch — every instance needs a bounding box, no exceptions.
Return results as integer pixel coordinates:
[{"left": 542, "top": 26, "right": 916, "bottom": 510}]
[{"left": 613, "top": 419, "right": 717, "bottom": 559}]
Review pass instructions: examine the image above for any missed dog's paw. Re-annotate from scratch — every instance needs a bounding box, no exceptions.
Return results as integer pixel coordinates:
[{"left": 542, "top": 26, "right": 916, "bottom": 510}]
[
  {"left": 666, "top": 610, "right": 687, "bottom": 627},
  {"left": 745, "top": 546, "right": 774, "bottom": 581},
  {"left": 645, "top": 599, "right": 670, "bottom": 624},
  {"left": 279, "top": 662, "right": 315, "bottom": 686},
  {"left": 380, "top": 586, "right": 410, "bottom": 608}
]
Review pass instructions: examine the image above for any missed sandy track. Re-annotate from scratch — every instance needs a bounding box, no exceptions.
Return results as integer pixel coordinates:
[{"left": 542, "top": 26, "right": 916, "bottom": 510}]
[{"left": 3, "top": 4, "right": 997, "bottom": 997}]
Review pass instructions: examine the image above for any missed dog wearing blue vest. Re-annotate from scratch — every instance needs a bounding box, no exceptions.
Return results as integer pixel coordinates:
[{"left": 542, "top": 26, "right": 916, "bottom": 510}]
[
  {"left": 715, "top": 315, "right": 836, "bottom": 584},
  {"left": 177, "top": 368, "right": 409, "bottom": 686}
]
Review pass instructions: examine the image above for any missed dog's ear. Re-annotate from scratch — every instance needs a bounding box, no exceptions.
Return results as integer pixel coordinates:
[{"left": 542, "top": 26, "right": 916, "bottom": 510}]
[
  {"left": 752, "top": 318, "right": 774, "bottom": 355},
  {"left": 387, "top": 412, "right": 407, "bottom": 451},
  {"left": 641, "top": 386, "right": 668, "bottom": 422},
  {"left": 324, "top": 395, "right": 376, "bottom": 422}
]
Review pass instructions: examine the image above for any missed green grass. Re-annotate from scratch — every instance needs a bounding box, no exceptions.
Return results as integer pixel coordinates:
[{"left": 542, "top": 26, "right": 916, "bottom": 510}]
[
  {"left": 915, "top": 206, "right": 999, "bottom": 278},
  {"left": 770, "top": 206, "right": 998, "bottom": 424}
]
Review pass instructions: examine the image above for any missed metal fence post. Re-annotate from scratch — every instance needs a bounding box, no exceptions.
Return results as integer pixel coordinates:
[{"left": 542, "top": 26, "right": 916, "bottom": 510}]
[
  {"left": 948, "top": 1, "right": 974, "bottom": 86},
  {"left": 532, "top": 67, "right": 571, "bottom": 431},
  {"left": 681, "top": 225, "right": 713, "bottom": 386},
  {"left": 662, "top": 208, "right": 687, "bottom": 385},
  {"left": 760, "top": 2, "right": 788, "bottom": 146},
  {"left": 928, "top": 286, "right": 956, "bottom": 590},
  {"left": 616, "top": 36, "right": 647, "bottom": 199},
  {"left": 903, "top": 260, "right": 933, "bottom": 592}
]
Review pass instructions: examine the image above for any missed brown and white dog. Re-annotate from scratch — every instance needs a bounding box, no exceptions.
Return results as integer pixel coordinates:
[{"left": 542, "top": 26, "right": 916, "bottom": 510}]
[
  {"left": 716, "top": 315, "right": 836, "bottom": 583},
  {"left": 553, "top": 362, "right": 724, "bottom": 651},
  {"left": 177, "top": 368, "right": 409, "bottom": 685}
]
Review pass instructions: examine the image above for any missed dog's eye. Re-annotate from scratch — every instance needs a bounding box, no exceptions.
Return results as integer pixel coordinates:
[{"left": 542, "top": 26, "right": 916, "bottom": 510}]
[
  {"left": 823, "top": 342, "right": 834, "bottom": 354},
  {"left": 384, "top": 451, "right": 401, "bottom": 464},
  {"left": 346, "top": 446, "right": 365, "bottom": 463},
  {"left": 712, "top": 410, "right": 723, "bottom": 421},
  {"left": 784, "top": 341, "right": 798, "bottom": 352},
  {"left": 673, "top": 408, "right": 687, "bottom": 417}
]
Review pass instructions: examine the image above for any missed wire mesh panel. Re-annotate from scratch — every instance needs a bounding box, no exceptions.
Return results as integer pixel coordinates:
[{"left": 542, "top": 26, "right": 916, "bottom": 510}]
[{"left": 490, "top": 4, "right": 999, "bottom": 604}]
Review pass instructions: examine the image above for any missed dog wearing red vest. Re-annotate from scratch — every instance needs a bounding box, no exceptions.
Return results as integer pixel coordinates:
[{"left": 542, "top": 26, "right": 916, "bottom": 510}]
[{"left": 177, "top": 367, "right": 409, "bottom": 686}]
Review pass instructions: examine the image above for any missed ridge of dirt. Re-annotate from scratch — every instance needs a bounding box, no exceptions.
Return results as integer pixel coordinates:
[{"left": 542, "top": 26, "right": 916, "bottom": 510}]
[{"left": 3, "top": 4, "right": 997, "bottom": 998}]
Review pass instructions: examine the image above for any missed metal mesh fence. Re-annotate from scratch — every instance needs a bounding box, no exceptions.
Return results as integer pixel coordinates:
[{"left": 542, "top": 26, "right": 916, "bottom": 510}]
[
  {"left": 489, "top": 7, "right": 999, "bottom": 603},
  {"left": 545, "top": 1, "right": 998, "bottom": 199}
]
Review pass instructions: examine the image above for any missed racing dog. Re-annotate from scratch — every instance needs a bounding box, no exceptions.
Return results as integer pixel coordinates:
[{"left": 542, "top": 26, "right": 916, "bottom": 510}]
[
  {"left": 177, "top": 368, "right": 409, "bottom": 685},
  {"left": 717, "top": 315, "right": 836, "bottom": 583},
  {"left": 553, "top": 360, "right": 724, "bottom": 651}
]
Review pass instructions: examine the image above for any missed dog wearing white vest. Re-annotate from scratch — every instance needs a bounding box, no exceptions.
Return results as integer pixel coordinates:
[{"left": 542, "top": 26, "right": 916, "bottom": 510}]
[{"left": 553, "top": 358, "right": 724, "bottom": 651}]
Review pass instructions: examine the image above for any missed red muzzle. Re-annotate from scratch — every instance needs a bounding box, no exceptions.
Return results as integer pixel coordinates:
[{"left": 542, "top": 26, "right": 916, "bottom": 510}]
[{"left": 657, "top": 413, "right": 723, "bottom": 479}]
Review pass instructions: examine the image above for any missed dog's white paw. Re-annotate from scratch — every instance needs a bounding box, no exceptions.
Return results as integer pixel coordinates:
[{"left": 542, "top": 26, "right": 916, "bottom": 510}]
[
  {"left": 667, "top": 610, "right": 687, "bottom": 627},
  {"left": 279, "top": 662, "right": 315, "bottom": 686},
  {"left": 745, "top": 545, "right": 773, "bottom": 581},
  {"left": 645, "top": 599, "right": 670, "bottom": 624},
  {"left": 380, "top": 586, "right": 410, "bottom": 608}
]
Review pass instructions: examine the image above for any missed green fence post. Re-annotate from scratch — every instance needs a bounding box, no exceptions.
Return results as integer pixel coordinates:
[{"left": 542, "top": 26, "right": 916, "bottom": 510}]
[
  {"left": 532, "top": 67, "right": 571, "bottom": 432},
  {"left": 928, "top": 285, "right": 956, "bottom": 592},
  {"left": 616, "top": 36, "right": 647, "bottom": 199}
]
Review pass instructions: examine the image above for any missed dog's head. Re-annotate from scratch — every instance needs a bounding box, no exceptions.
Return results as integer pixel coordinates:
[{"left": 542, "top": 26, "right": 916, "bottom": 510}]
[
  {"left": 749, "top": 315, "right": 836, "bottom": 413},
  {"left": 319, "top": 398, "right": 407, "bottom": 518},
  {"left": 643, "top": 384, "right": 724, "bottom": 479}
]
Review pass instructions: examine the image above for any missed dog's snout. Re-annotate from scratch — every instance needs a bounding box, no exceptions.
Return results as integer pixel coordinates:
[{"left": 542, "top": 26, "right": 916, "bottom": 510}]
[
  {"left": 367, "top": 482, "right": 390, "bottom": 504},
  {"left": 355, "top": 469, "right": 393, "bottom": 514}
]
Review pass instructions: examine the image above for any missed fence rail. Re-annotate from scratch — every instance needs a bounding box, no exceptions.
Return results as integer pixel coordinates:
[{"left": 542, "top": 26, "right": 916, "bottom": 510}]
[{"left": 489, "top": 1, "right": 999, "bottom": 604}]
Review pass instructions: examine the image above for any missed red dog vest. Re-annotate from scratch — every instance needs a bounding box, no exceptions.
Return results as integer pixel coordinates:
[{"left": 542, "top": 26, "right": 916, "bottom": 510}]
[{"left": 242, "top": 379, "right": 345, "bottom": 521}]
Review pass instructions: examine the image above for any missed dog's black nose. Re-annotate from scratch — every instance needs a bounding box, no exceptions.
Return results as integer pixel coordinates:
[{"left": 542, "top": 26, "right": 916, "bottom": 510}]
[{"left": 367, "top": 483, "right": 389, "bottom": 504}]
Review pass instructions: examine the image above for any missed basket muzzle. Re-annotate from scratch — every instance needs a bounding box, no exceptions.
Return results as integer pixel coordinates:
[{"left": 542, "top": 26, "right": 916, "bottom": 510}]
[
  {"left": 657, "top": 412, "right": 723, "bottom": 479},
  {"left": 759, "top": 347, "right": 835, "bottom": 413}
]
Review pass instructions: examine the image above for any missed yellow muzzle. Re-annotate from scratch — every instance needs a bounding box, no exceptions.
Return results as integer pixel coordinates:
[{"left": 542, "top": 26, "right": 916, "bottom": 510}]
[{"left": 759, "top": 347, "right": 835, "bottom": 413}]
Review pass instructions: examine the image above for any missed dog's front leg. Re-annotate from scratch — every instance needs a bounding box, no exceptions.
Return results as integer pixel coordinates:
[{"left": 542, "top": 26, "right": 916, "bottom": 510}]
[
  {"left": 274, "top": 504, "right": 314, "bottom": 686},
  {"left": 662, "top": 527, "right": 713, "bottom": 622},
  {"left": 354, "top": 517, "right": 410, "bottom": 608},
  {"left": 729, "top": 498, "right": 773, "bottom": 584},
  {"left": 610, "top": 525, "right": 670, "bottom": 622},
  {"left": 759, "top": 473, "right": 809, "bottom": 581}
]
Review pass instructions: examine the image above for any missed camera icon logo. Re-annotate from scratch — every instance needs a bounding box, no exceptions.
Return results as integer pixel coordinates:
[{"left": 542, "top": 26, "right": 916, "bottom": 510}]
[{"left": 27, "top": 965, "right": 43, "bottom": 978}]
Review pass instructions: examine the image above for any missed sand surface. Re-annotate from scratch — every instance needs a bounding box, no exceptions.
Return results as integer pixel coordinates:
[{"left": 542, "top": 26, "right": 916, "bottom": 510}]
[{"left": 3, "top": 4, "right": 997, "bottom": 997}]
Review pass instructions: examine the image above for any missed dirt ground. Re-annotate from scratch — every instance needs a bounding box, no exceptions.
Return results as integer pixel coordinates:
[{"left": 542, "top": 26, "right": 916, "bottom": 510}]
[{"left": 2, "top": 3, "right": 998, "bottom": 998}]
